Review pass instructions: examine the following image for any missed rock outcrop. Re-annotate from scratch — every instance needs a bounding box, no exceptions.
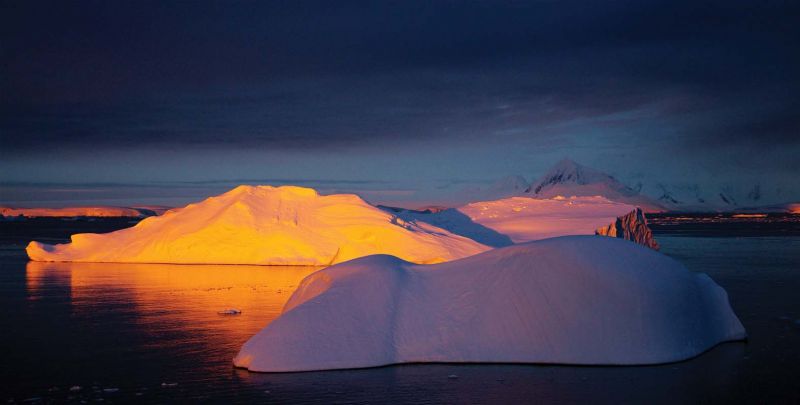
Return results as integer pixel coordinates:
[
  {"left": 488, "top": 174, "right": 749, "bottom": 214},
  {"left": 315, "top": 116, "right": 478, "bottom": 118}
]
[{"left": 596, "top": 207, "right": 659, "bottom": 250}]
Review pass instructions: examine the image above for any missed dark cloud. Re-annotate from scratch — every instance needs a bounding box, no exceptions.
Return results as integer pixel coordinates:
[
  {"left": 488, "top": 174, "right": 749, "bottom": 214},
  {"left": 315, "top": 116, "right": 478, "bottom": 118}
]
[{"left": 1, "top": 0, "right": 798, "bottom": 193}]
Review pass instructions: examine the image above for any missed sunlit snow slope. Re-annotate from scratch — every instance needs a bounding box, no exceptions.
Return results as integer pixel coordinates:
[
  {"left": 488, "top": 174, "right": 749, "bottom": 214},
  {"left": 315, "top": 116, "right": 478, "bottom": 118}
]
[
  {"left": 234, "top": 236, "right": 746, "bottom": 372},
  {"left": 26, "top": 186, "right": 489, "bottom": 265}
]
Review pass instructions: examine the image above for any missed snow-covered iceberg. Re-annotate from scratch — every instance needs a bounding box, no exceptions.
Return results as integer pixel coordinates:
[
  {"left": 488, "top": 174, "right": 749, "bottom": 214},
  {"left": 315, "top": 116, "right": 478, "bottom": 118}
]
[
  {"left": 234, "top": 236, "right": 745, "bottom": 372},
  {"left": 26, "top": 185, "right": 489, "bottom": 265},
  {"left": 389, "top": 195, "right": 659, "bottom": 249}
]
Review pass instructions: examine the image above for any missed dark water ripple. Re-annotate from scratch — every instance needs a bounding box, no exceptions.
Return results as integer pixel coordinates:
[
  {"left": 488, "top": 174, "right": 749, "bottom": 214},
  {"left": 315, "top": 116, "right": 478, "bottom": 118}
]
[{"left": 0, "top": 225, "right": 798, "bottom": 403}]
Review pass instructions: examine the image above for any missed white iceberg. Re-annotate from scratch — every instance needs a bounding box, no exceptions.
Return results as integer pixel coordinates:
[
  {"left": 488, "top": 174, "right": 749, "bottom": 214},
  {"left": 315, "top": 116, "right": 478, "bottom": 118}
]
[
  {"left": 26, "top": 185, "right": 489, "bottom": 265},
  {"left": 234, "top": 236, "right": 745, "bottom": 372}
]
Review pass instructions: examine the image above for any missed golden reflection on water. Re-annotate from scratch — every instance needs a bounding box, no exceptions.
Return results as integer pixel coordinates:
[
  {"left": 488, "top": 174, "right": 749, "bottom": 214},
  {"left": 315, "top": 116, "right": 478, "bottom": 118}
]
[{"left": 26, "top": 261, "right": 321, "bottom": 351}]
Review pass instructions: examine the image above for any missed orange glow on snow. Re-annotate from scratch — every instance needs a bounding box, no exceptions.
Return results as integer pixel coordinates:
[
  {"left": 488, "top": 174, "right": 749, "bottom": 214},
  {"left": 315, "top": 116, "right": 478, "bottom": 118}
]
[{"left": 26, "top": 185, "right": 488, "bottom": 265}]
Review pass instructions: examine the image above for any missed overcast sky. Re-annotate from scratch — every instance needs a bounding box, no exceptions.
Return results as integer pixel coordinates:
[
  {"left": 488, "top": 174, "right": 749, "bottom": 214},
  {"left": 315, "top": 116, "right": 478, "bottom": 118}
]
[{"left": 1, "top": 0, "right": 798, "bottom": 206}]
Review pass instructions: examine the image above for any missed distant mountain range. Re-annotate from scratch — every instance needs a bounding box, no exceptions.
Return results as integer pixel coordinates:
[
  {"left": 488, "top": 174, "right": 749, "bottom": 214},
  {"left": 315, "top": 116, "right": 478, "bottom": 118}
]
[
  {"left": 523, "top": 159, "right": 665, "bottom": 212},
  {"left": 460, "top": 158, "right": 798, "bottom": 213},
  {"left": 3, "top": 160, "right": 797, "bottom": 216},
  {"left": 0, "top": 205, "right": 171, "bottom": 218}
]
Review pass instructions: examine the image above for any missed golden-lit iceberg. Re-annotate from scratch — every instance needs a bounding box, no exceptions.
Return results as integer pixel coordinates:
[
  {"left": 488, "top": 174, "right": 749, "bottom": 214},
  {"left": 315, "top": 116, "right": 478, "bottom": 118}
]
[{"left": 27, "top": 185, "right": 489, "bottom": 265}]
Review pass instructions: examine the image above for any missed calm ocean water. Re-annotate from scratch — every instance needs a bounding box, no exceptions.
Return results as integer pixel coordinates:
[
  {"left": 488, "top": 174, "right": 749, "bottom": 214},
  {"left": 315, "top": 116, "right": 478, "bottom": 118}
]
[{"left": 1, "top": 221, "right": 799, "bottom": 403}]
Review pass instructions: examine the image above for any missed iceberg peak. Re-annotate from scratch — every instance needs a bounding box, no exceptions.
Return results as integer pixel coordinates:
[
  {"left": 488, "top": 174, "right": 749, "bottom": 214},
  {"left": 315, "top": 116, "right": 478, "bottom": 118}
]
[{"left": 226, "top": 184, "right": 320, "bottom": 198}]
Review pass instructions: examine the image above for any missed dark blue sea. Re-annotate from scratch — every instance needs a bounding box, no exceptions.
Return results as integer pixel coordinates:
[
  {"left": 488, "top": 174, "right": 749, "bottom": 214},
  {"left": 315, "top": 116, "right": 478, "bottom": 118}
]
[{"left": 1, "top": 218, "right": 799, "bottom": 403}]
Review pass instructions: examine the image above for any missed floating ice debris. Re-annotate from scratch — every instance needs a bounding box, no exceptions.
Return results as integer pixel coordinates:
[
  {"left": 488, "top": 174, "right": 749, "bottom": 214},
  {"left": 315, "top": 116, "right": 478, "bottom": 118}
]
[
  {"left": 218, "top": 309, "right": 242, "bottom": 315},
  {"left": 102, "top": 388, "right": 118, "bottom": 393},
  {"left": 161, "top": 382, "right": 178, "bottom": 388},
  {"left": 447, "top": 375, "right": 459, "bottom": 379},
  {"left": 264, "top": 390, "right": 271, "bottom": 394},
  {"left": 69, "top": 386, "right": 82, "bottom": 392}
]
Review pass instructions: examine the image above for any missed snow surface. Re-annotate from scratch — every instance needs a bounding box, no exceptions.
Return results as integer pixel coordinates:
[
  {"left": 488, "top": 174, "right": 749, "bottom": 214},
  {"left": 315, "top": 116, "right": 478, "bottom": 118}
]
[
  {"left": 234, "top": 236, "right": 746, "bottom": 372},
  {"left": 26, "top": 185, "right": 489, "bottom": 265},
  {"left": 390, "top": 195, "right": 647, "bottom": 247}
]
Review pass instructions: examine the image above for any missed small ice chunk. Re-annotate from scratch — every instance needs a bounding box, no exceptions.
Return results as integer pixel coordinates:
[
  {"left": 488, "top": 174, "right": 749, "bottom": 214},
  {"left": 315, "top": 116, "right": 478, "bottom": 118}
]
[
  {"left": 161, "top": 382, "right": 178, "bottom": 388},
  {"left": 69, "top": 386, "right": 82, "bottom": 392},
  {"left": 102, "top": 388, "right": 119, "bottom": 393}
]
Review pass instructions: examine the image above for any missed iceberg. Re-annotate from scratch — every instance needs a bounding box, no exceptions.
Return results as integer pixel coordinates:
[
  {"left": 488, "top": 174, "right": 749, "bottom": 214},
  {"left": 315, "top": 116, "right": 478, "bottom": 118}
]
[
  {"left": 26, "top": 185, "right": 489, "bottom": 265},
  {"left": 389, "top": 195, "right": 659, "bottom": 249},
  {"left": 234, "top": 236, "right": 745, "bottom": 372}
]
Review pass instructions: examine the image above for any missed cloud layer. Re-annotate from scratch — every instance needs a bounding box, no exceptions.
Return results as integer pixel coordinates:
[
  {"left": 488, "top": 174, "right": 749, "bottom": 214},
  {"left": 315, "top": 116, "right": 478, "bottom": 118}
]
[{"left": 2, "top": 0, "right": 798, "bottom": 201}]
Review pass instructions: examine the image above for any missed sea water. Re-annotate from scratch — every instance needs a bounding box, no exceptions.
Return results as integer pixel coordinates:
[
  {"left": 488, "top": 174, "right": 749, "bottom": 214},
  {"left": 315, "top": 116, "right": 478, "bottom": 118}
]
[{"left": 1, "top": 220, "right": 798, "bottom": 403}]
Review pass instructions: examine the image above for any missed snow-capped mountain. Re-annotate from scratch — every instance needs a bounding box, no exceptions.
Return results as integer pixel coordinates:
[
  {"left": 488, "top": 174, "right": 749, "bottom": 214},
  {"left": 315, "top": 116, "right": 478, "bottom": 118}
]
[
  {"left": 525, "top": 159, "right": 665, "bottom": 212},
  {"left": 642, "top": 182, "right": 798, "bottom": 212},
  {"left": 522, "top": 159, "right": 798, "bottom": 213}
]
